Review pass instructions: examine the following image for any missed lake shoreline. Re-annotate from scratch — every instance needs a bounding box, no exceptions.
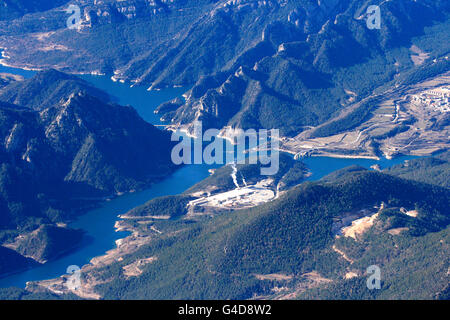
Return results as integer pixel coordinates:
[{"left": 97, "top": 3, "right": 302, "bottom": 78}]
[{"left": 0, "top": 63, "right": 423, "bottom": 291}]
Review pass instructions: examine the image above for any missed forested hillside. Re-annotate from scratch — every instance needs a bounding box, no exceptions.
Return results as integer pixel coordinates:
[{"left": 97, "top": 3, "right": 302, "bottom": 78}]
[
  {"left": 67, "top": 162, "right": 449, "bottom": 300},
  {"left": 0, "top": 0, "right": 69, "bottom": 21},
  {"left": 0, "top": 70, "right": 176, "bottom": 273}
]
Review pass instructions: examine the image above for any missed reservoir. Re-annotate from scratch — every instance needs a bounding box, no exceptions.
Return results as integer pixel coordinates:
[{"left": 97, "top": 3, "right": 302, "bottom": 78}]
[{"left": 0, "top": 64, "right": 417, "bottom": 289}]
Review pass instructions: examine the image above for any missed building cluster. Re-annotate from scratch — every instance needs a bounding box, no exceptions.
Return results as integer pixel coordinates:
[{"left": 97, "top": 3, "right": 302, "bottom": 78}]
[{"left": 411, "top": 87, "right": 450, "bottom": 112}]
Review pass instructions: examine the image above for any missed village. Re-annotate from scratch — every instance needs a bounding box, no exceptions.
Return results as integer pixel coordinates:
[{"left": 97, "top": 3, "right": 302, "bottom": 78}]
[{"left": 411, "top": 86, "right": 450, "bottom": 113}]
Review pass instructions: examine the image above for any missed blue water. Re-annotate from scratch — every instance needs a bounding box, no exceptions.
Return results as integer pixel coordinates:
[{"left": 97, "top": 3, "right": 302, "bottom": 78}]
[
  {"left": 0, "top": 63, "right": 419, "bottom": 289},
  {"left": 0, "top": 163, "right": 217, "bottom": 288},
  {"left": 80, "top": 75, "right": 189, "bottom": 125},
  {"left": 0, "top": 62, "right": 36, "bottom": 79},
  {"left": 303, "top": 155, "right": 418, "bottom": 181}
]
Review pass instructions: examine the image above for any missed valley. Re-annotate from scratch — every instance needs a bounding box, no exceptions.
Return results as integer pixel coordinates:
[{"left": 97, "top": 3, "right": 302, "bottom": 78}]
[
  {"left": 0, "top": 0, "right": 448, "bottom": 301},
  {"left": 0, "top": 60, "right": 444, "bottom": 300}
]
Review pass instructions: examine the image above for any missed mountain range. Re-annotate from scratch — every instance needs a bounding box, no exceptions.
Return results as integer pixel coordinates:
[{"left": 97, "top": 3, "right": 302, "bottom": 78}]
[
  {"left": 0, "top": 0, "right": 448, "bottom": 139},
  {"left": 0, "top": 69, "right": 176, "bottom": 271},
  {"left": 0, "top": 0, "right": 447, "bottom": 301}
]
